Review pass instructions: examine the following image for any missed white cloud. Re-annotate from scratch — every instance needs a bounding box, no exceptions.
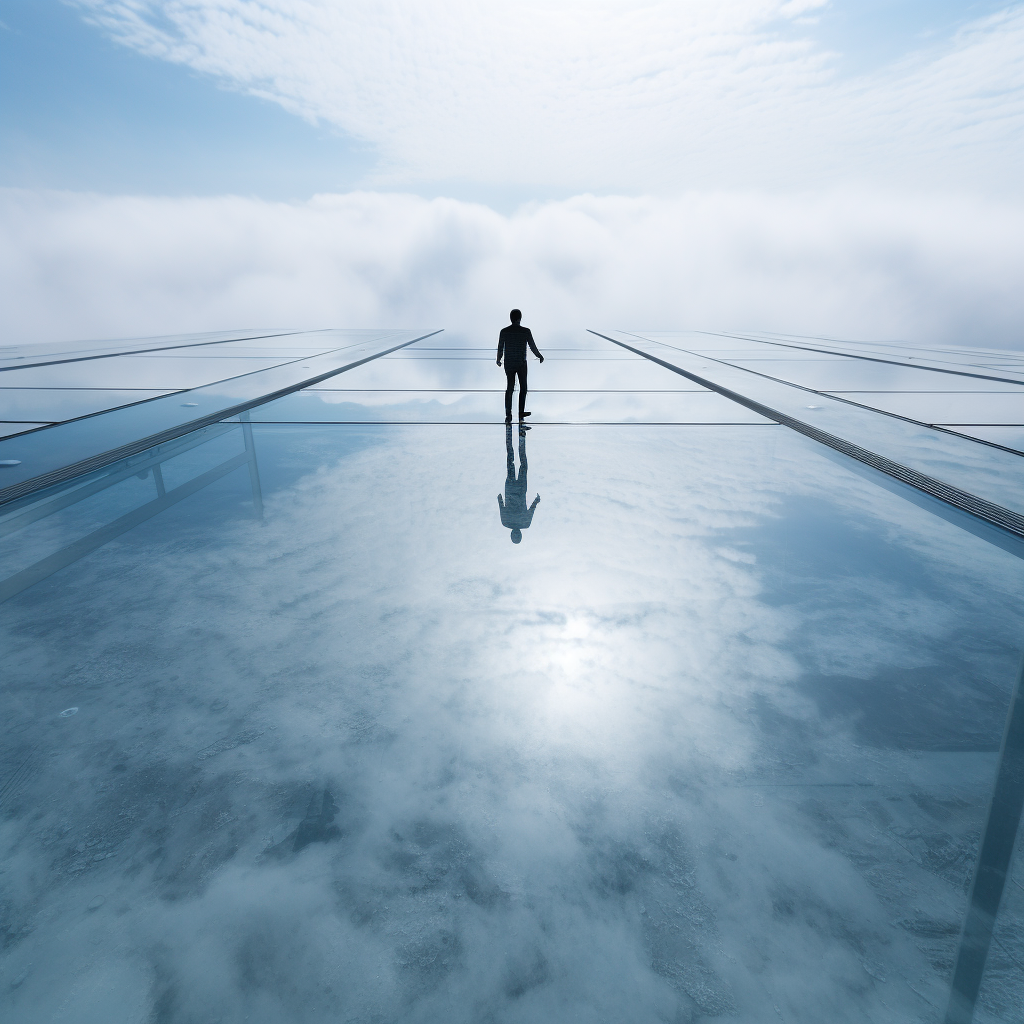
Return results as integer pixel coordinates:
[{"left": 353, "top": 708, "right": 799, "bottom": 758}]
[
  {"left": 69, "top": 0, "right": 1024, "bottom": 193},
  {"left": 1, "top": 186, "right": 1023, "bottom": 347}
]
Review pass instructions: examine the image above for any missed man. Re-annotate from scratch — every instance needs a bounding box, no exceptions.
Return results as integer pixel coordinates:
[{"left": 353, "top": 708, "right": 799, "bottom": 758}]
[
  {"left": 496, "top": 308, "right": 544, "bottom": 424},
  {"left": 498, "top": 424, "right": 540, "bottom": 544}
]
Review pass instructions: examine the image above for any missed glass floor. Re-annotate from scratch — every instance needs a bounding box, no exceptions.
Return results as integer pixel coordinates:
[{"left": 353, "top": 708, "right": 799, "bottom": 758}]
[{"left": 1, "top": 329, "right": 1022, "bottom": 1023}]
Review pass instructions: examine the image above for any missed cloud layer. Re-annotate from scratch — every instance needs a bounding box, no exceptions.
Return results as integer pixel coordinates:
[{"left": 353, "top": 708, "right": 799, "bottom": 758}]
[
  {"left": 2, "top": 186, "right": 1023, "bottom": 348},
  {"left": 71, "top": 1, "right": 1024, "bottom": 192}
]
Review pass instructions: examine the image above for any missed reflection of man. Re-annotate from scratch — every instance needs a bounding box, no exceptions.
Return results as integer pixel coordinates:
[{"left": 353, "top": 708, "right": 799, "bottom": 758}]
[
  {"left": 496, "top": 308, "right": 544, "bottom": 424},
  {"left": 498, "top": 425, "right": 540, "bottom": 544}
]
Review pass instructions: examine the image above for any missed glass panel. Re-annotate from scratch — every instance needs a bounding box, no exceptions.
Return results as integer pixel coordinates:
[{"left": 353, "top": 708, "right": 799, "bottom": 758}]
[
  {"left": 0, "top": 332, "right": 433, "bottom": 501},
  {"left": 689, "top": 348, "right": 848, "bottom": 360},
  {"left": 0, "top": 329, "right": 419, "bottom": 371},
  {"left": 719, "top": 354, "right": 853, "bottom": 364},
  {"left": 1, "top": 421, "right": 1020, "bottom": 1023},
  {"left": 0, "top": 424, "right": 245, "bottom": 584},
  {"left": 687, "top": 332, "right": 1024, "bottom": 381},
  {"left": 826, "top": 392, "right": 1024, "bottom": 425},
  {"left": 976, "top": 837, "right": 1024, "bottom": 1017},
  {"left": 153, "top": 331, "right": 402, "bottom": 359},
  {"left": 616, "top": 334, "right": 1024, "bottom": 392},
  {"left": 726, "top": 359, "right": 1024, "bottom": 392},
  {"left": 425, "top": 331, "right": 613, "bottom": 352},
  {"left": 0, "top": 388, "right": 175, "bottom": 421},
  {"left": 0, "top": 421, "right": 49, "bottom": 438},
  {"left": 949, "top": 426, "right": 1024, "bottom": 453},
  {"left": 245, "top": 390, "right": 767, "bottom": 423},
  {"left": 0, "top": 331, "right": 423, "bottom": 388},
  {"left": 331, "top": 357, "right": 702, "bottom": 391},
  {"left": 386, "top": 351, "right": 645, "bottom": 360},
  {"left": 0, "top": 330, "right": 301, "bottom": 368},
  {"left": 604, "top": 332, "right": 1024, "bottom": 515},
  {"left": 0, "top": 355, "right": 296, "bottom": 390},
  {"left": 132, "top": 347, "right": 331, "bottom": 359}
]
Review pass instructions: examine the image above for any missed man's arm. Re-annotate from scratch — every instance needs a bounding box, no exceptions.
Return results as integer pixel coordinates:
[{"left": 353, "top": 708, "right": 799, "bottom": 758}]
[
  {"left": 497, "top": 331, "right": 504, "bottom": 366},
  {"left": 526, "top": 329, "right": 543, "bottom": 363}
]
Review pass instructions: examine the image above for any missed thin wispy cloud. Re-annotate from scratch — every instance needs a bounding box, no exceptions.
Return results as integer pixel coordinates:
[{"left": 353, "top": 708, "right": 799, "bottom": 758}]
[{"left": 71, "top": 1, "right": 1024, "bottom": 192}]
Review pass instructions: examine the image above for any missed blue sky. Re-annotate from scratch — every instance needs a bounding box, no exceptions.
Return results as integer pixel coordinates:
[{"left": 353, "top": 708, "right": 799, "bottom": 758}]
[
  {"left": 2, "top": 0, "right": 1020, "bottom": 204},
  {"left": 808, "top": 0, "right": 1009, "bottom": 72},
  {"left": 0, "top": 0, "right": 372, "bottom": 199}
]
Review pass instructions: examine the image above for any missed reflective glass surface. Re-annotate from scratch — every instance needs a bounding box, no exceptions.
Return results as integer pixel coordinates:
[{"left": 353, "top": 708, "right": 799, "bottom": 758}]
[
  {"left": 146, "top": 346, "right": 333, "bottom": 359},
  {"left": 0, "top": 330, "right": 423, "bottom": 402},
  {"left": 0, "top": 355, "right": 300, "bottom": 390},
  {"left": 0, "top": 331, "right": 304, "bottom": 369},
  {"left": 711, "top": 360, "right": 1024, "bottom": 392},
  {"left": 696, "top": 332, "right": 1024, "bottom": 384},
  {"left": 604, "top": 332, "right": 1024, "bottom": 517},
  {"left": 331, "top": 353, "right": 702, "bottom": 391},
  {"left": 0, "top": 421, "right": 48, "bottom": 439},
  {"left": 1, "top": 330, "right": 1022, "bottom": 1023},
  {"left": 829, "top": 392, "right": 1024, "bottom": 426},
  {"left": 951, "top": 426, "right": 1024, "bottom": 453},
  {"left": 0, "top": 331, "right": 437, "bottom": 501},
  {"left": 246, "top": 390, "right": 770, "bottom": 424},
  {"left": 0, "top": 388, "right": 175, "bottom": 422}
]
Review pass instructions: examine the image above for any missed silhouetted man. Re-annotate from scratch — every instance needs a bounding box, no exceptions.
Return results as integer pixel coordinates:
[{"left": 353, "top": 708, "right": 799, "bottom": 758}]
[
  {"left": 498, "top": 424, "right": 540, "bottom": 544},
  {"left": 497, "top": 308, "right": 544, "bottom": 424}
]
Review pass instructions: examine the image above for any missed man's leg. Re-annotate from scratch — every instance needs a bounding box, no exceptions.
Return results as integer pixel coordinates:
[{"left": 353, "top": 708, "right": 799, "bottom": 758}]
[
  {"left": 504, "top": 367, "right": 515, "bottom": 421},
  {"left": 517, "top": 366, "right": 528, "bottom": 420}
]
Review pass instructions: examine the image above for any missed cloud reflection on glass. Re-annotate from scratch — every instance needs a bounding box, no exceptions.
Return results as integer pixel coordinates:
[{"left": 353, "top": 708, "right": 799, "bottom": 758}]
[{"left": 1, "top": 421, "right": 1022, "bottom": 1022}]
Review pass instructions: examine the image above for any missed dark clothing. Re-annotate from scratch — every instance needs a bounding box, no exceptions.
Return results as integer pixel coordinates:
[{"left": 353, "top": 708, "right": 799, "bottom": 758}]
[
  {"left": 498, "top": 428, "right": 539, "bottom": 530},
  {"left": 497, "top": 324, "right": 542, "bottom": 367},
  {"left": 505, "top": 364, "right": 527, "bottom": 420},
  {"left": 498, "top": 323, "right": 541, "bottom": 421}
]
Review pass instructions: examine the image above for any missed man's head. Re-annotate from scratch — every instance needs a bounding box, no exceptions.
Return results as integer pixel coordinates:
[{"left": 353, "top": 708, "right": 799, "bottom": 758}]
[
  {"left": 510, "top": 309, "right": 522, "bottom": 324},
  {"left": 510, "top": 528, "right": 523, "bottom": 544}
]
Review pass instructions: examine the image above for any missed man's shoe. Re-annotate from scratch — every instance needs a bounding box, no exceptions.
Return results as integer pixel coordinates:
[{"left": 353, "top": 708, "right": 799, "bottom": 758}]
[{"left": 505, "top": 415, "right": 512, "bottom": 423}]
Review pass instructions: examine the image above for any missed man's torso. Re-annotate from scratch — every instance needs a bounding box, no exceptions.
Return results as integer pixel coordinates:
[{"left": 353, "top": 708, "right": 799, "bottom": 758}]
[{"left": 499, "top": 324, "right": 534, "bottom": 366}]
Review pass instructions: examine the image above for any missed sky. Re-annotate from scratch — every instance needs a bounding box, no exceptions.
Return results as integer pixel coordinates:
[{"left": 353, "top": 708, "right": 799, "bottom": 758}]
[{"left": 1, "top": 0, "right": 1023, "bottom": 345}]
